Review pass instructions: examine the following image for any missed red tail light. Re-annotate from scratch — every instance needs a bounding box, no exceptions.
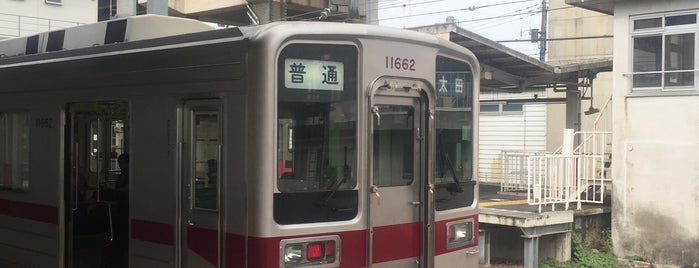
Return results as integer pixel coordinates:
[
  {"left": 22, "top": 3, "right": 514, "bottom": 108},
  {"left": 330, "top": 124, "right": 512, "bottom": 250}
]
[
  {"left": 280, "top": 235, "right": 340, "bottom": 267},
  {"left": 306, "top": 243, "right": 324, "bottom": 260}
]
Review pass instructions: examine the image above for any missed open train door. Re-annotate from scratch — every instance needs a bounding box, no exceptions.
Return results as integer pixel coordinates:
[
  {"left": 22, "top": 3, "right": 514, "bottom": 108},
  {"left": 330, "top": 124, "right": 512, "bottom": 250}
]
[
  {"left": 367, "top": 78, "right": 435, "bottom": 267},
  {"left": 179, "top": 100, "right": 223, "bottom": 268},
  {"left": 64, "top": 101, "right": 129, "bottom": 268}
]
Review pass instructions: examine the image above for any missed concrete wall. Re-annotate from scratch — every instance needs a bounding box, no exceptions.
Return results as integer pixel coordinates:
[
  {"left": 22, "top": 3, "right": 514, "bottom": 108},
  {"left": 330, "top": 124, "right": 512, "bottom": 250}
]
[
  {"left": 548, "top": 0, "right": 613, "bottom": 61},
  {"left": 612, "top": 0, "right": 699, "bottom": 266},
  {"left": 0, "top": 0, "right": 97, "bottom": 38},
  {"left": 486, "top": 226, "right": 572, "bottom": 263},
  {"left": 546, "top": 0, "right": 614, "bottom": 152}
]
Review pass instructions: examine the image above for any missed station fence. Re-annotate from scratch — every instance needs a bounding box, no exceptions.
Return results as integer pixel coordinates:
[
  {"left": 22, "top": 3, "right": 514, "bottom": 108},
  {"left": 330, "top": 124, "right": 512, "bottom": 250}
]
[{"left": 500, "top": 131, "right": 611, "bottom": 212}]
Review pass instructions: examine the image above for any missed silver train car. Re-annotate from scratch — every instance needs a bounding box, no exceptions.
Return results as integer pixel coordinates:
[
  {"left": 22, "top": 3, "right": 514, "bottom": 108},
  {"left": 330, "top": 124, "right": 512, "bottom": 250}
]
[{"left": 0, "top": 15, "right": 480, "bottom": 268}]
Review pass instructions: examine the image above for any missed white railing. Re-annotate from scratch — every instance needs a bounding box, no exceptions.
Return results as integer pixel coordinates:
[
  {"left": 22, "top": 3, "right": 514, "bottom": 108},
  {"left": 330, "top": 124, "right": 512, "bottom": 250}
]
[
  {"left": 574, "top": 131, "right": 612, "bottom": 156},
  {"left": 593, "top": 96, "right": 613, "bottom": 132},
  {"left": 500, "top": 150, "right": 545, "bottom": 192},
  {"left": 0, "top": 13, "right": 84, "bottom": 39},
  {"left": 528, "top": 155, "right": 576, "bottom": 211},
  {"left": 526, "top": 130, "right": 610, "bottom": 212},
  {"left": 528, "top": 154, "right": 605, "bottom": 213}
]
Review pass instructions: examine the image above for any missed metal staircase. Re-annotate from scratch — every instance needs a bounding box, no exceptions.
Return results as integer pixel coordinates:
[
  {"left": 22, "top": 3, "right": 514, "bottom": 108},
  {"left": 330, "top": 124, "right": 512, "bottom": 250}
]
[
  {"left": 526, "top": 130, "right": 610, "bottom": 212},
  {"left": 500, "top": 96, "right": 613, "bottom": 213}
]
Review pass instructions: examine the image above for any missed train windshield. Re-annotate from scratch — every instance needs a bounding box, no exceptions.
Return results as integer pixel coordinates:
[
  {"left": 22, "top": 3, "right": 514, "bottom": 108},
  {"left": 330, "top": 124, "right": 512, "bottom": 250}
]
[
  {"left": 274, "top": 44, "right": 359, "bottom": 224},
  {"left": 276, "top": 44, "right": 358, "bottom": 194},
  {"left": 434, "top": 56, "right": 476, "bottom": 211}
]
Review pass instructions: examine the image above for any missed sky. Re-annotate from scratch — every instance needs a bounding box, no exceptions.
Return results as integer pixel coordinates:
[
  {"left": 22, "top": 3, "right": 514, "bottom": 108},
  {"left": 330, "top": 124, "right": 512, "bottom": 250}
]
[{"left": 377, "top": 0, "right": 543, "bottom": 58}]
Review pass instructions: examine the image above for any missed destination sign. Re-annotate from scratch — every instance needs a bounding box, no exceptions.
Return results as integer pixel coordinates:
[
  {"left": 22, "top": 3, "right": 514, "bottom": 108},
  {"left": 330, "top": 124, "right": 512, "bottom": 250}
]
[
  {"left": 436, "top": 71, "right": 471, "bottom": 108},
  {"left": 284, "top": 58, "right": 344, "bottom": 91}
]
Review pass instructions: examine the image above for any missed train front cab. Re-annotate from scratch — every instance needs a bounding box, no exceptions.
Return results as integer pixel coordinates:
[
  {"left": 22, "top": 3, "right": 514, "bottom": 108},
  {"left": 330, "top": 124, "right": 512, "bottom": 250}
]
[{"left": 246, "top": 24, "right": 480, "bottom": 268}]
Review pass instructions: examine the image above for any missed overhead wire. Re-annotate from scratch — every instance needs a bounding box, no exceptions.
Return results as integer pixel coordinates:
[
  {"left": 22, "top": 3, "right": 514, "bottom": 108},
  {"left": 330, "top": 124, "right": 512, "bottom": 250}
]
[
  {"left": 374, "top": 0, "right": 547, "bottom": 23},
  {"left": 469, "top": 9, "right": 538, "bottom": 34},
  {"left": 465, "top": 3, "right": 539, "bottom": 31},
  {"left": 292, "top": 0, "right": 538, "bottom": 23},
  {"left": 378, "top": 0, "right": 405, "bottom": 7},
  {"left": 284, "top": 0, "right": 574, "bottom": 57}
]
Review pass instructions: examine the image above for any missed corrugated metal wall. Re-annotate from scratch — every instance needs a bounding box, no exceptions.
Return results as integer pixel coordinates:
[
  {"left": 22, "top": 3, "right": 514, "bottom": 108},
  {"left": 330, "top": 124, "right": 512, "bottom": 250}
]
[{"left": 478, "top": 104, "right": 546, "bottom": 183}]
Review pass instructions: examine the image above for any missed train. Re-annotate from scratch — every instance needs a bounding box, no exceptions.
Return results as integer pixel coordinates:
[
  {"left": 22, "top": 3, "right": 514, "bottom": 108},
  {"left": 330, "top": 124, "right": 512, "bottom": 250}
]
[{"left": 0, "top": 15, "right": 480, "bottom": 268}]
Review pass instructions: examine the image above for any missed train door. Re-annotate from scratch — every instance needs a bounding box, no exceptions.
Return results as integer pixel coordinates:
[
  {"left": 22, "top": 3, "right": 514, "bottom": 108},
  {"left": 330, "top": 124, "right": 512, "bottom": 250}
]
[
  {"left": 180, "top": 100, "right": 222, "bottom": 268},
  {"left": 368, "top": 79, "right": 434, "bottom": 267},
  {"left": 64, "top": 101, "right": 129, "bottom": 268}
]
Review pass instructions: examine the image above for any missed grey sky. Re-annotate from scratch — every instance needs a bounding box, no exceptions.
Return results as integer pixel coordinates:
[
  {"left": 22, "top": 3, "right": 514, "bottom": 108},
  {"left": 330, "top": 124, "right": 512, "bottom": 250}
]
[{"left": 378, "top": 0, "right": 543, "bottom": 57}]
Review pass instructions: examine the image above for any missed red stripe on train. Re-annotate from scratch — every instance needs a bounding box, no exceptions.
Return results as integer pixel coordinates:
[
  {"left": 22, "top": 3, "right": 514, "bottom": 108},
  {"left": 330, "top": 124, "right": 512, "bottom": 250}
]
[
  {"left": 0, "top": 198, "right": 58, "bottom": 224},
  {"left": 130, "top": 219, "right": 174, "bottom": 245},
  {"left": 187, "top": 226, "right": 218, "bottom": 265},
  {"left": 129, "top": 220, "right": 367, "bottom": 267},
  {"left": 372, "top": 222, "right": 420, "bottom": 263},
  {"left": 129, "top": 216, "right": 478, "bottom": 266},
  {"left": 244, "top": 230, "right": 367, "bottom": 268},
  {"left": 225, "top": 233, "right": 245, "bottom": 268}
]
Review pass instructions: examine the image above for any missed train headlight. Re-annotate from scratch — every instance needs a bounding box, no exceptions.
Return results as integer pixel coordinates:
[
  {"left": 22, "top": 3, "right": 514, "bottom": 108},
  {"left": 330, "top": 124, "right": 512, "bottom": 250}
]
[
  {"left": 284, "top": 244, "right": 303, "bottom": 265},
  {"left": 446, "top": 219, "right": 474, "bottom": 249},
  {"left": 280, "top": 235, "right": 340, "bottom": 267}
]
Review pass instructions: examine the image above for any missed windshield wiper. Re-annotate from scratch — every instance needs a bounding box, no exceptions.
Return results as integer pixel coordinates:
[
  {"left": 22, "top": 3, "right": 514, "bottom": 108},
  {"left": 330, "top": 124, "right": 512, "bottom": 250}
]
[
  {"left": 317, "top": 146, "right": 351, "bottom": 207},
  {"left": 438, "top": 131, "right": 463, "bottom": 194}
]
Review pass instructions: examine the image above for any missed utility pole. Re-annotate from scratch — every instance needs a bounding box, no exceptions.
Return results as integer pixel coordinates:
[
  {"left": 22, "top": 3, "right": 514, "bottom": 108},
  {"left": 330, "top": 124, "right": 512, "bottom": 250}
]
[{"left": 539, "top": 0, "right": 548, "bottom": 62}]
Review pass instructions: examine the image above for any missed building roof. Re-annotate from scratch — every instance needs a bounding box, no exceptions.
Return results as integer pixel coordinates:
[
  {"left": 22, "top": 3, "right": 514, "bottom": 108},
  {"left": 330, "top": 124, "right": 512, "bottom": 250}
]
[
  {"left": 564, "top": 0, "right": 615, "bottom": 15},
  {"left": 412, "top": 23, "right": 612, "bottom": 92}
]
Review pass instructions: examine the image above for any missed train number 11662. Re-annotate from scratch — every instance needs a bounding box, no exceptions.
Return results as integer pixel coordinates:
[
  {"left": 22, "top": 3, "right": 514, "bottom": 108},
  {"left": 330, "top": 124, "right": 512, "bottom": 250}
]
[{"left": 385, "top": 56, "right": 416, "bottom": 71}]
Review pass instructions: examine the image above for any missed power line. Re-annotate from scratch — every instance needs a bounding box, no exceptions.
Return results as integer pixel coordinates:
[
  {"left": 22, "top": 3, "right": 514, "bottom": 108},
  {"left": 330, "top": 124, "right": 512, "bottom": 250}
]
[
  {"left": 466, "top": 3, "right": 539, "bottom": 31},
  {"left": 284, "top": 0, "right": 574, "bottom": 30},
  {"left": 497, "top": 35, "right": 613, "bottom": 43},
  {"left": 463, "top": 0, "right": 535, "bottom": 12},
  {"left": 377, "top": 4, "right": 535, "bottom": 23},
  {"left": 379, "top": 0, "right": 411, "bottom": 7},
  {"left": 280, "top": 0, "right": 449, "bottom": 22},
  {"left": 378, "top": 0, "right": 448, "bottom": 11},
  {"left": 319, "top": 0, "right": 539, "bottom": 24},
  {"left": 375, "top": 4, "right": 573, "bottom": 24}
]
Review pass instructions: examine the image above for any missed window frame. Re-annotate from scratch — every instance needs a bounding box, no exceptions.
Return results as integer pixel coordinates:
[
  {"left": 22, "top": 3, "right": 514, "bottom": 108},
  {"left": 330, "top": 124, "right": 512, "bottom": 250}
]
[
  {"left": 479, "top": 102, "right": 524, "bottom": 115},
  {"left": 630, "top": 11, "right": 699, "bottom": 95},
  {"left": 434, "top": 55, "right": 477, "bottom": 211},
  {"left": 273, "top": 42, "right": 360, "bottom": 225}
]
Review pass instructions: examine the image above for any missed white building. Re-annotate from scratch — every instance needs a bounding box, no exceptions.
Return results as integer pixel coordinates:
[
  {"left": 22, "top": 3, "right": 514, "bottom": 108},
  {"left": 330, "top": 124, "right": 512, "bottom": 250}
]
[
  {"left": 478, "top": 91, "right": 547, "bottom": 184},
  {"left": 567, "top": 0, "right": 699, "bottom": 266},
  {"left": 0, "top": 0, "right": 97, "bottom": 39}
]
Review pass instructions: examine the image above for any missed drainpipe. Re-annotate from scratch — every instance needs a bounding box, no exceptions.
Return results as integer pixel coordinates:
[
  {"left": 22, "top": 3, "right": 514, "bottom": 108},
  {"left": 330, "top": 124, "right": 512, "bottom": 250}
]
[{"left": 565, "top": 82, "right": 581, "bottom": 147}]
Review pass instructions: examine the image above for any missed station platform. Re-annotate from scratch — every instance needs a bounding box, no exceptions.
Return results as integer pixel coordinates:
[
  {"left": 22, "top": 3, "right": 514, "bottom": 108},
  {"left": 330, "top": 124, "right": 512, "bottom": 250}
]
[{"left": 478, "top": 183, "right": 611, "bottom": 268}]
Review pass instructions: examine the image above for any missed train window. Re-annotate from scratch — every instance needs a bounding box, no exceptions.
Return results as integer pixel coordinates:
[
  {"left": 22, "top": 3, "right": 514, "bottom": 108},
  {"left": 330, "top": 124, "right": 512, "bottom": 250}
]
[
  {"left": 192, "top": 110, "right": 220, "bottom": 210},
  {"left": 434, "top": 56, "right": 476, "bottom": 211},
  {"left": 274, "top": 43, "right": 358, "bottom": 224},
  {"left": 0, "top": 111, "right": 30, "bottom": 192},
  {"left": 373, "top": 105, "right": 415, "bottom": 187},
  {"left": 109, "top": 120, "right": 125, "bottom": 171}
]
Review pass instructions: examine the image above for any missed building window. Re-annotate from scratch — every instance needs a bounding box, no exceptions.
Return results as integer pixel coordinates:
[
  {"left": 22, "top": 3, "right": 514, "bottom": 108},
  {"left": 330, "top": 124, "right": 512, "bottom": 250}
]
[
  {"left": 0, "top": 112, "right": 30, "bottom": 192},
  {"left": 631, "top": 12, "right": 698, "bottom": 93},
  {"left": 480, "top": 102, "right": 523, "bottom": 115}
]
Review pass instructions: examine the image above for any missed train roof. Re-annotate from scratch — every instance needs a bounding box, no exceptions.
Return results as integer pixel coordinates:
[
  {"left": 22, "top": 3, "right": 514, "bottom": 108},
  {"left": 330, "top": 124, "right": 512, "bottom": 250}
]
[{"left": 0, "top": 15, "right": 474, "bottom": 67}]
